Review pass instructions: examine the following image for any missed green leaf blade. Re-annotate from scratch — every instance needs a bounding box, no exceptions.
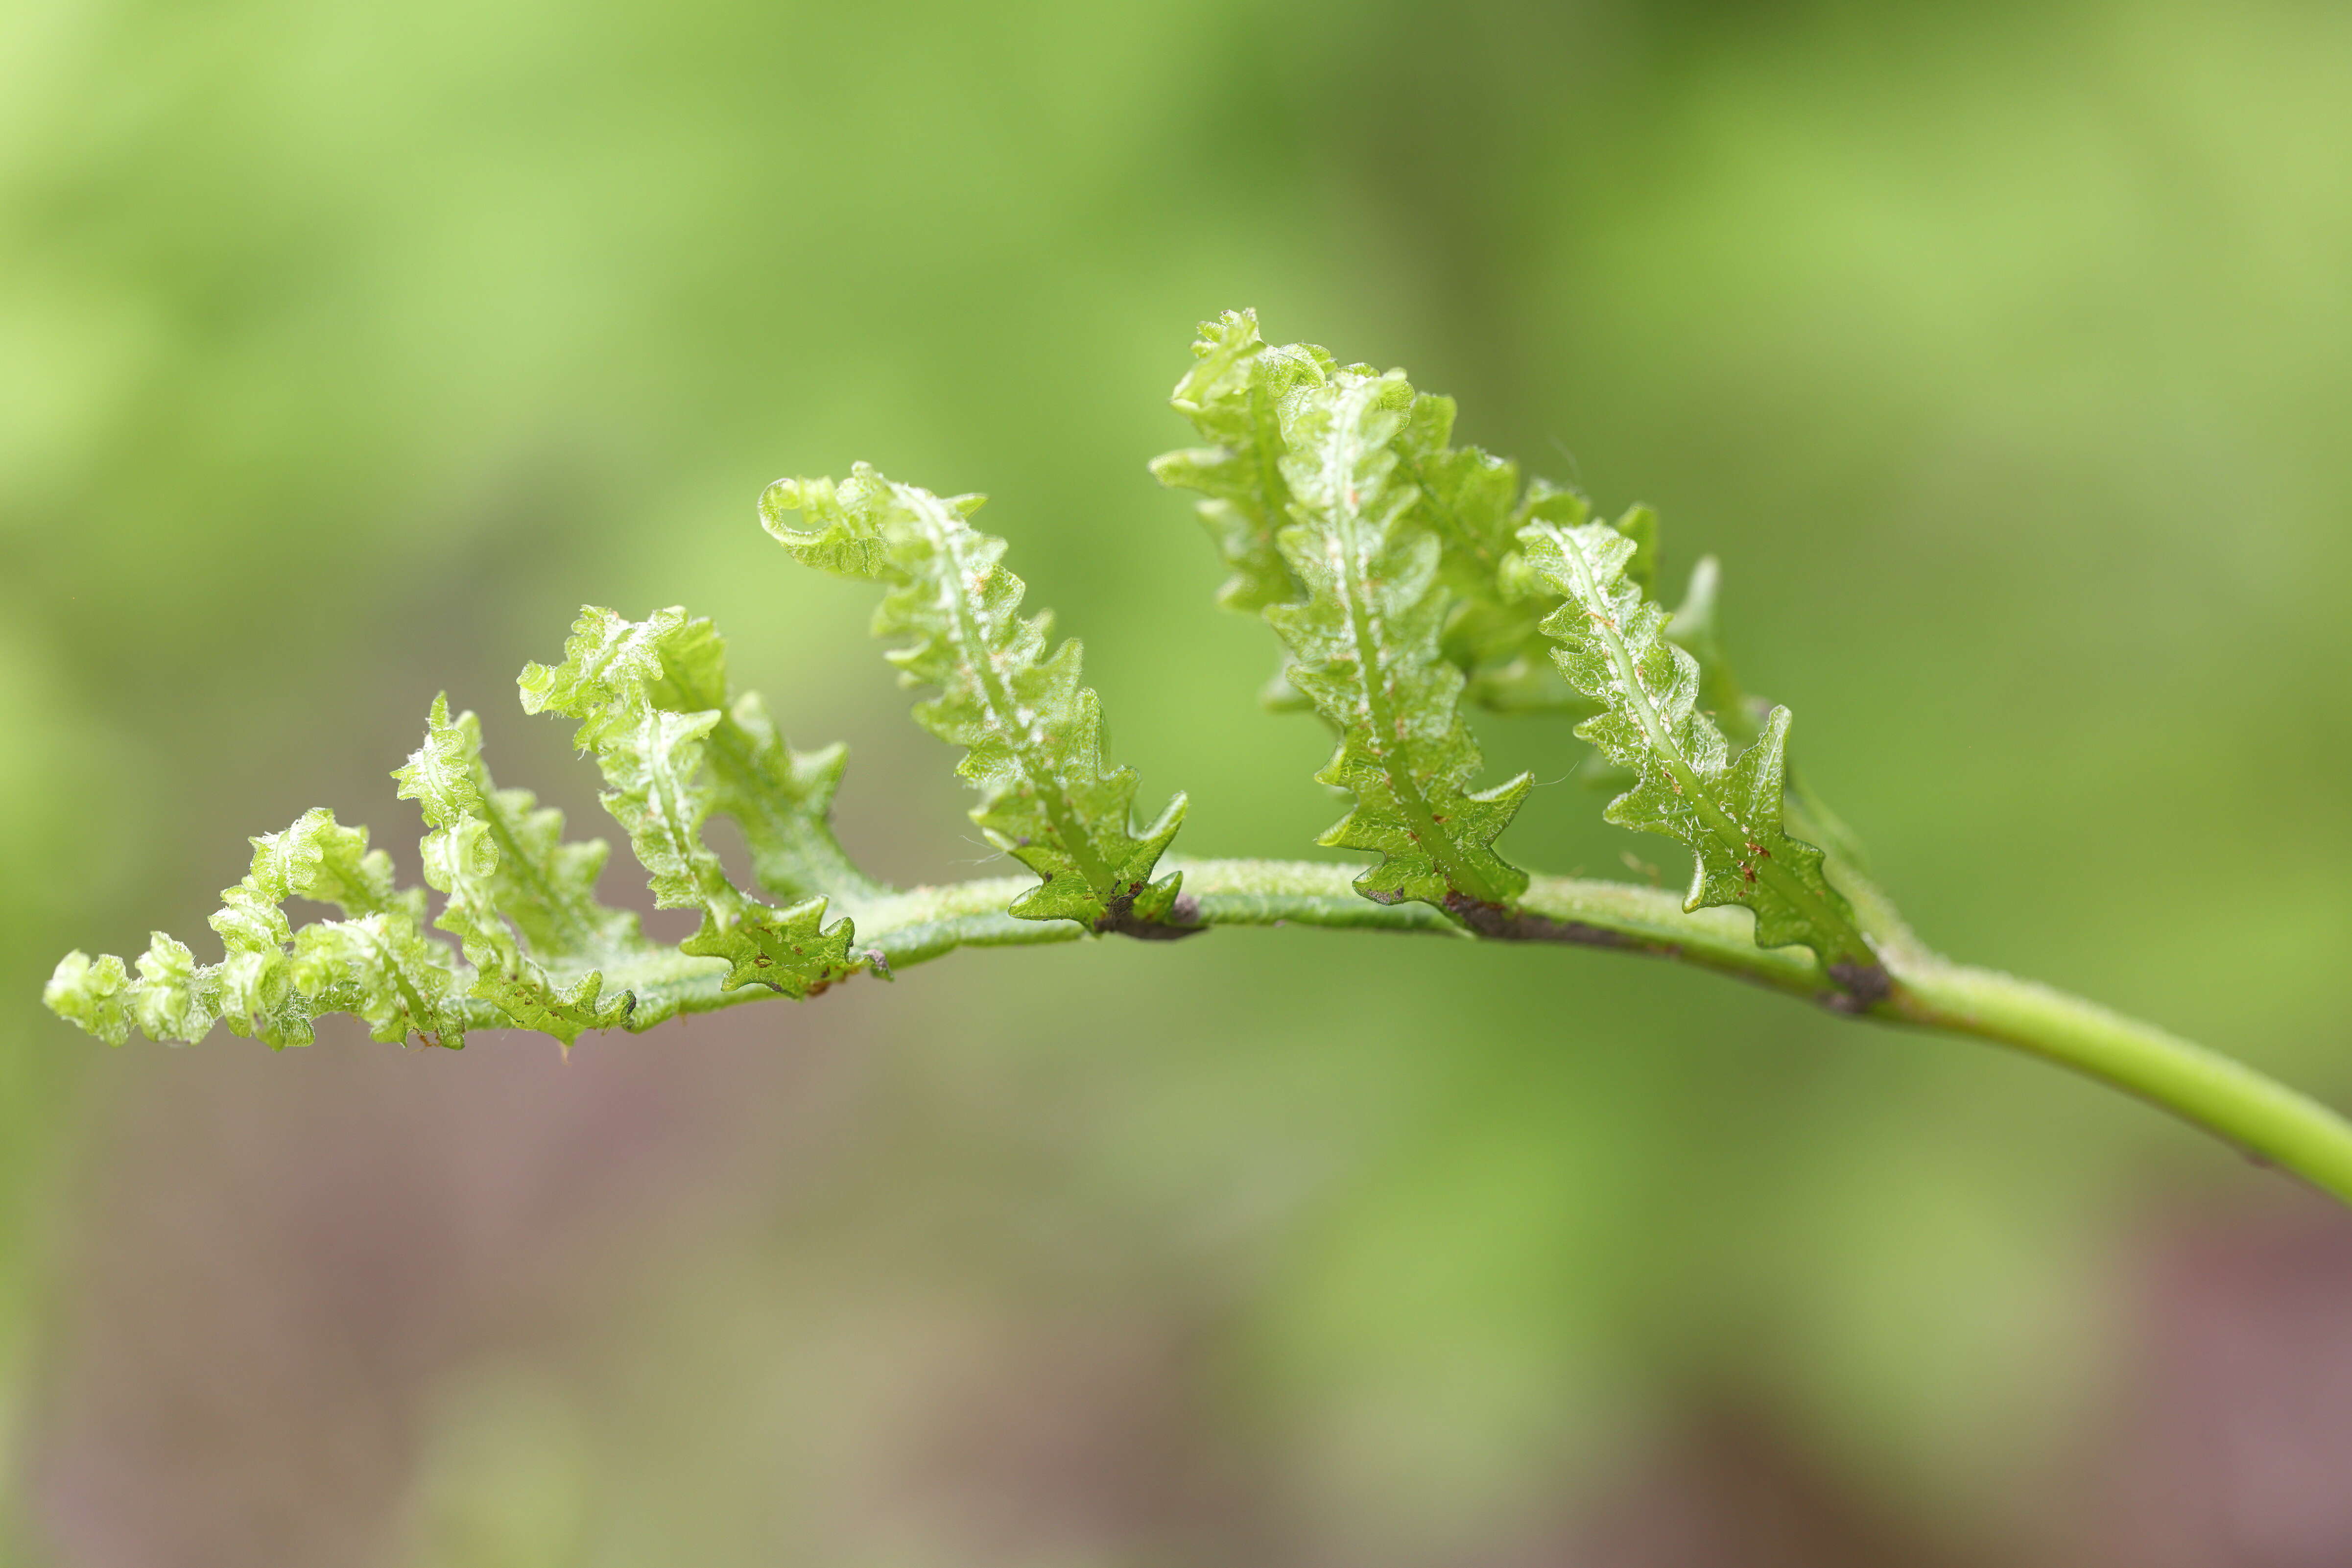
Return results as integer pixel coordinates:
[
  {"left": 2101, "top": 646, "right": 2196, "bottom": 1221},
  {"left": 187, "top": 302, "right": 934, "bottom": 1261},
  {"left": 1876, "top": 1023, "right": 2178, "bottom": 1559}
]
[
  {"left": 399, "top": 695, "right": 642, "bottom": 1043},
  {"left": 42, "top": 802, "right": 471, "bottom": 1050},
  {"left": 1259, "top": 368, "right": 1532, "bottom": 911},
  {"left": 290, "top": 912, "right": 470, "bottom": 1046},
  {"left": 43, "top": 951, "right": 134, "bottom": 1046},
  {"left": 519, "top": 608, "right": 864, "bottom": 1000},
  {"left": 1519, "top": 518, "right": 1886, "bottom": 998},
  {"left": 762, "top": 465, "right": 1191, "bottom": 932},
  {"left": 1150, "top": 308, "right": 1334, "bottom": 615},
  {"left": 1155, "top": 309, "right": 1591, "bottom": 716}
]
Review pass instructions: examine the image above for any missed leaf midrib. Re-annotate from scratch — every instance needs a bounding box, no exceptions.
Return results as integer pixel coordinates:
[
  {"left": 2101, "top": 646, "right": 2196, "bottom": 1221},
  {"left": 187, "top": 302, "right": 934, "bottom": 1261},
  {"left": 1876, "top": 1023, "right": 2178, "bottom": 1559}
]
[
  {"left": 1319, "top": 382, "right": 1511, "bottom": 907},
  {"left": 1550, "top": 525, "right": 1867, "bottom": 966},
  {"left": 907, "top": 489, "right": 1120, "bottom": 907}
]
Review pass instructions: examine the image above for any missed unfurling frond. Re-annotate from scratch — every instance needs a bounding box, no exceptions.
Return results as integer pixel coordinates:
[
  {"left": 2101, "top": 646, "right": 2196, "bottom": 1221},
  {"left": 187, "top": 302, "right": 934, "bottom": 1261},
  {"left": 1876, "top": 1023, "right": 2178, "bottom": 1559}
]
[
  {"left": 46, "top": 308, "right": 2352, "bottom": 1228},
  {"left": 1153, "top": 307, "right": 1590, "bottom": 714},
  {"left": 41, "top": 694, "right": 705, "bottom": 1050},
  {"left": 43, "top": 806, "right": 468, "bottom": 1049},
  {"left": 760, "top": 465, "right": 1190, "bottom": 933},
  {"left": 1265, "top": 367, "right": 1533, "bottom": 911},
  {"left": 520, "top": 608, "right": 863, "bottom": 997},
  {"left": 394, "top": 695, "right": 639, "bottom": 1044},
  {"left": 45, "top": 612, "right": 877, "bottom": 1049},
  {"left": 1390, "top": 392, "right": 1594, "bottom": 716},
  {"left": 1149, "top": 308, "right": 1332, "bottom": 615},
  {"left": 1517, "top": 519, "right": 1887, "bottom": 1000}
]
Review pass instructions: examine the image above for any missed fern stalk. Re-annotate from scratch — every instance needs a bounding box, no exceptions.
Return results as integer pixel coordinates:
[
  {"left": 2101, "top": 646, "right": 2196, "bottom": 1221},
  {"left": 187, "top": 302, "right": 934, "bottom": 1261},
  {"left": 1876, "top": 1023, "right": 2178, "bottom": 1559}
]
[
  {"left": 40, "top": 309, "right": 2352, "bottom": 1211},
  {"left": 433, "top": 855, "right": 2351, "bottom": 1203}
]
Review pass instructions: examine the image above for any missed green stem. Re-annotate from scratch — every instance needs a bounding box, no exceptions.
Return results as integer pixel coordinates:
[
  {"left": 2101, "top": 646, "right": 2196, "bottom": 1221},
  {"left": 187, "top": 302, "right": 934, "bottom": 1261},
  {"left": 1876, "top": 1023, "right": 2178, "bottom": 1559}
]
[
  {"left": 1887, "top": 962, "right": 2352, "bottom": 1203},
  {"left": 571, "top": 855, "right": 2352, "bottom": 1204}
]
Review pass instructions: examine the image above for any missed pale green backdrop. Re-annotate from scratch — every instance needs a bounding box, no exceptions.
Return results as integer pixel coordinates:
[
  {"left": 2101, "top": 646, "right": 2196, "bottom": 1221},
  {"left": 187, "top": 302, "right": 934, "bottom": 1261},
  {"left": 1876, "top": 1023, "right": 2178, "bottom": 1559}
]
[{"left": 4, "top": 1, "right": 2350, "bottom": 1563}]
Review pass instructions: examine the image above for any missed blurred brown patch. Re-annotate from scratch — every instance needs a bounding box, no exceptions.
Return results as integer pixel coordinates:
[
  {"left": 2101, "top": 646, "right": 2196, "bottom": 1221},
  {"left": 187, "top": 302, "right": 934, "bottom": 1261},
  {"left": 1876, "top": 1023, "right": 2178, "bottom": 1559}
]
[
  {"left": 1480, "top": 1402, "right": 1969, "bottom": 1568},
  {"left": 898, "top": 1313, "right": 1287, "bottom": 1567},
  {"left": 26, "top": 1005, "right": 861, "bottom": 1568},
  {"left": 2068, "top": 1187, "right": 2352, "bottom": 1568}
]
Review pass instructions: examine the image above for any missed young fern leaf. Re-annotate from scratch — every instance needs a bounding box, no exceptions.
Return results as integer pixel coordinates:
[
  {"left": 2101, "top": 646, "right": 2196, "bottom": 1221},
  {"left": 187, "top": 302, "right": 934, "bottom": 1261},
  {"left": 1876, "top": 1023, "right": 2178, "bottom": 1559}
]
[
  {"left": 759, "top": 465, "right": 1191, "bottom": 934},
  {"left": 42, "top": 808, "right": 470, "bottom": 1048},
  {"left": 1392, "top": 396, "right": 1602, "bottom": 717},
  {"left": 287, "top": 910, "right": 470, "bottom": 1047},
  {"left": 1517, "top": 519, "right": 1889, "bottom": 1001},
  {"left": 520, "top": 607, "right": 863, "bottom": 997},
  {"left": 394, "top": 695, "right": 640, "bottom": 1044},
  {"left": 1149, "top": 308, "right": 1330, "bottom": 615},
  {"left": 624, "top": 616, "right": 887, "bottom": 905},
  {"left": 1268, "top": 370, "right": 1533, "bottom": 911},
  {"left": 40, "top": 305, "right": 2352, "bottom": 1216},
  {"left": 1153, "top": 307, "right": 1593, "bottom": 715}
]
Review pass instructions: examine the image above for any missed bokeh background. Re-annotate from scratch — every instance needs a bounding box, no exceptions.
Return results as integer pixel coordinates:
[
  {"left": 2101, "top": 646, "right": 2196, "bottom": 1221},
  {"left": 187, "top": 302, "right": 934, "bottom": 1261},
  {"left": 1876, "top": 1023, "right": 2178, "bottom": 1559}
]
[{"left": 6, "top": 0, "right": 2352, "bottom": 1562}]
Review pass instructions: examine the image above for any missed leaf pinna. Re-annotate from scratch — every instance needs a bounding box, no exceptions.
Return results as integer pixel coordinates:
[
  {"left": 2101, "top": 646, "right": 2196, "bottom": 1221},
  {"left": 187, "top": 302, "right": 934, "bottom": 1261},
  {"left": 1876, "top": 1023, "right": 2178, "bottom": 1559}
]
[
  {"left": 1516, "top": 519, "right": 1886, "bottom": 1000},
  {"left": 520, "top": 607, "right": 864, "bottom": 998},
  {"left": 44, "top": 805, "right": 460, "bottom": 1049},
  {"left": 40, "top": 309, "right": 2352, "bottom": 1216},
  {"left": 1153, "top": 307, "right": 1592, "bottom": 715},
  {"left": 1149, "top": 308, "right": 1328, "bottom": 615},
  {"left": 1266, "top": 368, "right": 1533, "bottom": 911},
  {"left": 395, "top": 695, "right": 640, "bottom": 1043},
  {"left": 760, "top": 464, "right": 1191, "bottom": 934}
]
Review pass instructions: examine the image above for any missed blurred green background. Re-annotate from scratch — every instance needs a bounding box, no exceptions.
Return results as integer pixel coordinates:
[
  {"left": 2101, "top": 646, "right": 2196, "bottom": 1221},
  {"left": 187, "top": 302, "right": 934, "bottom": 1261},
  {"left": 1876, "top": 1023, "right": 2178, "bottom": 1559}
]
[{"left": 6, "top": 0, "right": 2352, "bottom": 1562}]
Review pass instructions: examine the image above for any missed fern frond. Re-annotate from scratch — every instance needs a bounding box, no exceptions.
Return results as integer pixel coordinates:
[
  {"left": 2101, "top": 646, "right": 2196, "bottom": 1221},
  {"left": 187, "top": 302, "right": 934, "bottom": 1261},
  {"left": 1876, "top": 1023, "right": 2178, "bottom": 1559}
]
[
  {"left": 287, "top": 911, "right": 470, "bottom": 1046},
  {"left": 42, "top": 307, "right": 2352, "bottom": 1218},
  {"left": 43, "top": 808, "right": 470, "bottom": 1048},
  {"left": 1153, "top": 308, "right": 1592, "bottom": 715},
  {"left": 760, "top": 465, "right": 1190, "bottom": 933},
  {"left": 1392, "top": 397, "right": 1594, "bottom": 716},
  {"left": 394, "top": 695, "right": 641, "bottom": 1044},
  {"left": 623, "top": 615, "right": 887, "bottom": 904},
  {"left": 43, "top": 620, "right": 878, "bottom": 1050},
  {"left": 1148, "top": 308, "right": 1332, "bottom": 615},
  {"left": 1517, "top": 518, "right": 1888, "bottom": 999},
  {"left": 1267, "top": 368, "right": 1532, "bottom": 910},
  {"left": 520, "top": 607, "right": 864, "bottom": 996}
]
